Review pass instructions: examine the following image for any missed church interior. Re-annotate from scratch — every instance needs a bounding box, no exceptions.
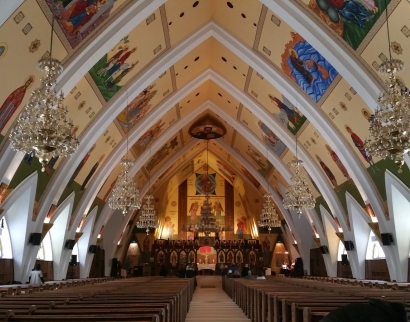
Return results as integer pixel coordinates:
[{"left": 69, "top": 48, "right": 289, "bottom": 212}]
[{"left": 1, "top": 0, "right": 410, "bottom": 321}]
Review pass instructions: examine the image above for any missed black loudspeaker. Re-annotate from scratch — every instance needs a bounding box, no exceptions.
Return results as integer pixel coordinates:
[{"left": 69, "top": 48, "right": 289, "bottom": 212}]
[
  {"left": 89, "top": 245, "right": 97, "bottom": 253},
  {"left": 69, "top": 254, "right": 77, "bottom": 266},
  {"left": 381, "top": 233, "right": 394, "bottom": 246},
  {"left": 344, "top": 240, "right": 354, "bottom": 251},
  {"left": 319, "top": 245, "right": 329, "bottom": 254},
  {"left": 341, "top": 254, "right": 349, "bottom": 265},
  {"left": 29, "top": 233, "right": 42, "bottom": 245},
  {"left": 65, "top": 239, "right": 76, "bottom": 250}
]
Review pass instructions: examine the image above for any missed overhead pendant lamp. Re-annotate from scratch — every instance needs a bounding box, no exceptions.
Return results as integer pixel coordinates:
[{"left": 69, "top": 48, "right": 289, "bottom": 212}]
[
  {"left": 9, "top": 17, "right": 79, "bottom": 171},
  {"left": 108, "top": 92, "right": 141, "bottom": 215},
  {"left": 364, "top": 0, "right": 410, "bottom": 172},
  {"left": 283, "top": 131, "right": 315, "bottom": 217},
  {"left": 136, "top": 148, "right": 159, "bottom": 234}
]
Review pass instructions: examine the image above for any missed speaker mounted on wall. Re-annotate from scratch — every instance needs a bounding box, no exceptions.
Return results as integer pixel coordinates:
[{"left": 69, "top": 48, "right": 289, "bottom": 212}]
[
  {"left": 29, "top": 233, "right": 42, "bottom": 245},
  {"left": 89, "top": 245, "right": 97, "bottom": 253},
  {"left": 381, "top": 233, "right": 394, "bottom": 246},
  {"left": 319, "top": 245, "right": 329, "bottom": 254},
  {"left": 65, "top": 239, "right": 76, "bottom": 250},
  {"left": 344, "top": 240, "right": 354, "bottom": 251}
]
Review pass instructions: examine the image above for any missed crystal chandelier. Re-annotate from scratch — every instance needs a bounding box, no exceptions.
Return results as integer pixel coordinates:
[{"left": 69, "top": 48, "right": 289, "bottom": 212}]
[
  {"left": 9, "top": 17, "right": 79, "bottom": 172},
  {"left": 258, "top": 193, "right": 281, "bottom": 232},
  {"left": 108, "top": 159, "right": 142, "bottom": 215},
  {"left": 364, "top": 4, "right": 409, "bottom": 172},
  {"left": 136, "top": 194, "right": 158, "bottom": 234},
  {"left": 283, "top": 132, "right": 315, "bottom": 217},
  {"left": 197, "top": 197, "right": 220, "bottom": 237}
]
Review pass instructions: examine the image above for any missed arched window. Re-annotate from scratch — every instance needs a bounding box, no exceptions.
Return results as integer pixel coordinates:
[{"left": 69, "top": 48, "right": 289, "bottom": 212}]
[
  {"left": 0, "top": 218, "right": 12, "bottom": 258},
  {"left": 36, "top": 232, "right": 52, "bottom": 261},
  {"left": 337, "top": 240, "right": 347, "bottom": 261},
  {"left": 366, "top": 231, "right": 385, "bottom": 259},
  {"left": 72, "top": 243, "right": 79, "bottom": 263}
]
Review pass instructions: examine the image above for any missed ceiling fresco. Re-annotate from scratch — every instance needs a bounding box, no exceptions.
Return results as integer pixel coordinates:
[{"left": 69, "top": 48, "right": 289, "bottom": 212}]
[{"left": 2, "top": 0, "right": 410, "bottom": 243}]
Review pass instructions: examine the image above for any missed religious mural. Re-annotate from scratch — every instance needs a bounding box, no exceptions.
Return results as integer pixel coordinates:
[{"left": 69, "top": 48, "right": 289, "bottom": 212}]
[
  {"left": 0, "top": 76, "right": 35, "bottom": 134},
  {"left": 145, "top": 136, "right": 178, "bottom": 173},
  {"left": 257, "top": 119, "right": 287, "bottom": 157},
  {"left": 132, "top": 120, "right": 165, "bottom": 157},
  {"left": 245, "top": 145, "right": 274, "bottom": 177},
  {"left": 186, "top": 171, "right": 225, "bottom": 229},
  {"left": 267, "top": 95, "right": 307, "bottom": 135},
  {"left": 216, "top": 159, "right": 236, "bottom": 183},
  {"left": 116, "top": 84, "right": 158, "bottom": 130},
  {"left": 281, "top": 32, "right": 338, "bottom": 103},
  {"left": 45, "top": 0, "right": 124, "bottom": 49},
  {"left": 89, "top": 35, "right": 139, "bottom": 101},
  {"left": 241, "top": 167, "right": 260, "bottom": 189},
  {"left": 307, "top": 0, "right": 391, "bottom": 50}
]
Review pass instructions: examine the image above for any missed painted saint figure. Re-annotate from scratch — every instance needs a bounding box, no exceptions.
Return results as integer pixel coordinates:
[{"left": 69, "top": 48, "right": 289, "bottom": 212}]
[
  {"left": 345, "top": 126, "right": 376, "bottom": 167},
  {"left": 60, "top": 0, "right": 108, "bottom": 34},
  {"left": 80, "top": 154, "right": 105, "bottom": 190},
  {"left": 316, "top": 155, "right": 340, "bottom": 192},
  {"left": 67, "top": 144, "right": 96, "bottom": 186},
  {"left": 189, "top": 202, "right": 199, "bottom": 221},
  {"left": 325, "top": 144, "right": 351, "bottom": 181},
  {"left": 0, "top": 76, "right": 34, "bottom": 132}
]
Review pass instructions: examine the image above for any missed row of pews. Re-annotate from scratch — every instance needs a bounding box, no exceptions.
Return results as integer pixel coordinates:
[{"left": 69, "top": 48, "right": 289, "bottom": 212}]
[
  {"left": 0, "top": 277, "right": 195, "bottom": 321},
  {"left": 224, "top": 276, "right": 410, "bottom": 322}
]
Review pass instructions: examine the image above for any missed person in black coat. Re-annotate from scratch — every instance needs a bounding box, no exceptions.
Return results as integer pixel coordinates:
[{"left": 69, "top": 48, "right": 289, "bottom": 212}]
[{"left": 320, "top": 299, "right": 406, "bottom": 322}]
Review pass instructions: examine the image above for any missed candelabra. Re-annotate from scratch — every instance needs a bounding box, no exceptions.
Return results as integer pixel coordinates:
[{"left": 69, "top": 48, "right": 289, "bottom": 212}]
[
  {"left": 136, "top": 194, "right": 158, "bottom": 234},
  {"left": 258, "top": 193, "right": 281, "bottom": 232}
]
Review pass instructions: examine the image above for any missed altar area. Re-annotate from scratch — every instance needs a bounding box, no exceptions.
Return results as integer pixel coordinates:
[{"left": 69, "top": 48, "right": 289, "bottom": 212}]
[{"left": 197, "top": 264, "right": 216, "bottom": 271}]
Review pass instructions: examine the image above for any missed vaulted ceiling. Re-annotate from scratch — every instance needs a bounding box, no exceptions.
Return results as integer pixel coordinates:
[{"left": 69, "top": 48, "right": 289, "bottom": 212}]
[{"left": 0, "top": 0, "right": 409, "bottom": 240}]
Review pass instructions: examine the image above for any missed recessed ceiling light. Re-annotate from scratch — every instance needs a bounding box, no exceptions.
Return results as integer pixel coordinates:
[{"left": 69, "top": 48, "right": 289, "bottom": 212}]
[
  {"left": 227, "top": 2, "right": 233, "bottom": 8},
  {"left": 180, "top": 12, "right": 185, "bottom": 17},
  {"left": 194, "top": 56, "right": 200, "bottom": 61},
  {"left": 193, "top": 1, "right": 199, "bottom": 7},
  {"left": 241, "top": 13, "right": 246, "bottom": 18},
  {"left": 169, "top": 21, "right": 172, "bottom": 25},
  {"left": 222, "top": 57, "right": 227, "bottom": 62}
]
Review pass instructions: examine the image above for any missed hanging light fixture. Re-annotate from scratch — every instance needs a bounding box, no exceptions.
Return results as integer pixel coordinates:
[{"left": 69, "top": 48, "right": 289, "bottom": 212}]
[
  {"left": 283, "top": 130, "right": 315, "bottom": 217},
  {"left": 196, "top": 140, "right": 220, "bottom": 237},
  {"left": 136, "top": 194, "right": 159, "bottom": 234},
  {"left": 108, "top": 92, "right": 141, "bottom": 215},
  {"left": 364, "top": 1, "right": 410, "bottom": 172},
  {"left": 9, "top": 17, "right": 79, "bottom": 172},
  {"left": 258, "top": 147, "right": 281, "bottom": 232},
  {"left": 136, "top": 148, "right": 158, "bottom": 234}
]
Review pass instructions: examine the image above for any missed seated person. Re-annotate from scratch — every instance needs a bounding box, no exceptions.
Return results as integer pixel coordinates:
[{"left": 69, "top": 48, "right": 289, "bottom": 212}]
[
  {"left": 227, "top": 269, "right": 234, "bottom": 278},
  {"left": 321, "top": 299, "right": 406, "bottom": 322},
  {"left": 159, "top": 265, "right": 167, "bottom": 277},
  {"left": 256, "top": 269, "right": 266, "bottom": 280},
  {"left": 245, "top": 270, "right": 254, "bottom": 280},
  {"left": 232, "top": 270, "right": 241, "bottom": 278},
  {"left": 222, "top": 265, "right": 229, "bottom": 276},
  {"left": 241, "top": 264, "right": 249, "bottom": 277}
]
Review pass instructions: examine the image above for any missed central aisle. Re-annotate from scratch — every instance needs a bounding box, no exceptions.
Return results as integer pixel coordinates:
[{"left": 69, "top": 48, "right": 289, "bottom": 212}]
[{"left": 185, "top": 276, "right": 250, "bottom": 322}]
